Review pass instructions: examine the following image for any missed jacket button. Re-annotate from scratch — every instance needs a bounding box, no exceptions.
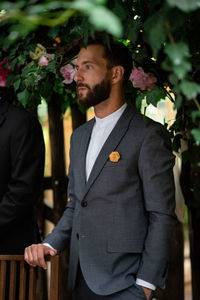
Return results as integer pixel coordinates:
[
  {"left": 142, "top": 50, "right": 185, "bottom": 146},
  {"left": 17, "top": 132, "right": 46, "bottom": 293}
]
[{"left": 81, "top": 201, "right": 87, "bottom": 207}]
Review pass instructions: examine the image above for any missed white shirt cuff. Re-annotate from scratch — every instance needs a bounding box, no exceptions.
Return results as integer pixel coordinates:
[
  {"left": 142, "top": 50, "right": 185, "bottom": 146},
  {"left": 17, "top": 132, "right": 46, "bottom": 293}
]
[
  {"left": 136, "top": 278, "right": 156, "bottom": 290},
  {"left": 42, "top": 242, "right": 55, "bottom": 250}
]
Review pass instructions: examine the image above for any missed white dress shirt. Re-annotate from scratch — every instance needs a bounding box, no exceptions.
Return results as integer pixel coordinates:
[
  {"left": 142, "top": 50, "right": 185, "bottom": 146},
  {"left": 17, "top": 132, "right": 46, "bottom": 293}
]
[
  {"left": 44, "top": 102, "right": 156, "bottom": 291},
  {"left": 86, "top": 103, "right": 127, "bottom": 180}
]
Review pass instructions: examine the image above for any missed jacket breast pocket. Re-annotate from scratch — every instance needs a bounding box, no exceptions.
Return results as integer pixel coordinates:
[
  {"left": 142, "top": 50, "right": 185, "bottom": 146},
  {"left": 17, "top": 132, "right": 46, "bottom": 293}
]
[
  {"left": 107, "top": 239, "right": 144, "bottom": 253},
  {"left": 104, "top": 159, "right": 127, "bottom": 168}
]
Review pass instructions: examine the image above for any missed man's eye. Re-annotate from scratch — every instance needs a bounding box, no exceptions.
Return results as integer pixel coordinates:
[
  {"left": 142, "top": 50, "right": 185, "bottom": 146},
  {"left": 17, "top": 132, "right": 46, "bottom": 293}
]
[{"left": 86, "top": 65, "right": 93, "bottom": 69}]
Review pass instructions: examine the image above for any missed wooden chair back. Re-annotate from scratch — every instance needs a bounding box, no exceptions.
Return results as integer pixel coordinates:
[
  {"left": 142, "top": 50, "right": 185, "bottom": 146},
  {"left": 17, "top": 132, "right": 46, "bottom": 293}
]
[{"left": 0, "top": 255, "right": 60, "bottom": 300}]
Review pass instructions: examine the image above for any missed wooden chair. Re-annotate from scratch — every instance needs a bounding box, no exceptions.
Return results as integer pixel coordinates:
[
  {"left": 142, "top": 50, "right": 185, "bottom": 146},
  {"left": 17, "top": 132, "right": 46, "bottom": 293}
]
[{"left": 0, "top": 255, "right": 60, "bottom": 300}]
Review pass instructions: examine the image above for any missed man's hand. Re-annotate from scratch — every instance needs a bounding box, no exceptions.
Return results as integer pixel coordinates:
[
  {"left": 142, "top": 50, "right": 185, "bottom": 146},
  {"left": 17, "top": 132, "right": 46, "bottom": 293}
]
[
  {"left": 141, "top": 286, "right": 152, "bottom": 300},
  {"left": 24, "top": 244, "right": 57, "bottom": 270}
]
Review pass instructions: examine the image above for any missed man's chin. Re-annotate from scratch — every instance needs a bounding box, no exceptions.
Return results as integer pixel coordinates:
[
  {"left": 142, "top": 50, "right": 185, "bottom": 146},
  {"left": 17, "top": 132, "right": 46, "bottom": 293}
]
[{"left": 78, "top": 97, "right": 91, "bottom": 108}]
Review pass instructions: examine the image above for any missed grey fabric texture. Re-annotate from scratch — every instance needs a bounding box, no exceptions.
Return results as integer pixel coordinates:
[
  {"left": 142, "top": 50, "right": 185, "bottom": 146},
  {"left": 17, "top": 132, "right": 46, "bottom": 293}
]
[{"left": 44, "top": 105, "right": 176, "bottom": 296}]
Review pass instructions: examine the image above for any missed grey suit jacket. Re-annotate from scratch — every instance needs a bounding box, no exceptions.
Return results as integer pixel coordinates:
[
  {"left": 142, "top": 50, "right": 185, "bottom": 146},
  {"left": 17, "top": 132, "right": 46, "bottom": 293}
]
[{"left": 44, "top": 105, "right": 176, "bottom": 295}]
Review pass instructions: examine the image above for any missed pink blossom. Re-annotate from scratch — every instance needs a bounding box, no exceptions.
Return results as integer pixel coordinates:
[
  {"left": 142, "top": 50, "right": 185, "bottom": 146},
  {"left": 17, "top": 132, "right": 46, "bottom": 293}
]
[
  {"left": 71, "top": 58, "right": 77, "bottom": 66},
  {"left": 60, "top": 64, "right": 76, "bottom": 84},
  {"left": 38, "top": 54, "right": 55, "bottom": 67},
  {"left": 0, "top": 58, "right": 11, "bottom": 87},
  {"left": 129, "top": 67, "right": 157, "bottom": 91}
]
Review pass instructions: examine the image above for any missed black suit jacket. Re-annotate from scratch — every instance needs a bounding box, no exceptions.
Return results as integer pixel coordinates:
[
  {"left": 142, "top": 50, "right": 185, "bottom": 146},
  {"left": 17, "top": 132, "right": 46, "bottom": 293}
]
[{"left": 0, "top": 100, "right": 45, "bottom": 254}]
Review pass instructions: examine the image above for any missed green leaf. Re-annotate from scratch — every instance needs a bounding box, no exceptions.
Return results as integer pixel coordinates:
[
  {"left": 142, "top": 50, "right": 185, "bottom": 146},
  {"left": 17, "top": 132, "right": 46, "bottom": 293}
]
[
  {"left": 191, "top": 111, "right": 200, "bottom": 123},
  {"left": 125, "top": 19, "right": 142, "bottom": 43},
  {"left": 165, "top": 43, "right": 190, "bottom": 64},
  {"left": 167, "top": 0, "right": 200, "bottom": 12},
  {"left": 88, "top": 7, "right": 122, "bottom": 37},
  {"left": 164, "top": 43, "right": 191, "bottom": 79},
  {"left": 180, "top": 81, "right": 200, "bottom": 100},
  {"left": 144, "top": 10, "right": 167, "bottom": 57},
  {"left": 169, "top": 74, "right": 179, "bottom": 85},
  {"left": 173, "top": 61, "right": 192, "bottom": 79},
  {"left": 191, "top": 128, "right": 200, "bottom": 145},
  {"left": 17, "top": 89, "right": 30, "bottom": 107},
  {"left": 22, "top": 66, "right": 37, "bottom": 76},
  {"left": 10, "top": 58, "right": 18, "bottom": 71},
  {"left": 39, "top": 80, "right": 53, "bottom": 99},
  {"left": 174, "top": 94, "right": 183, "bottom": 110},
  {"left": 5, "top": 75, "right": 14, "bottom": 87},
  {"left": 26, "top": 74, "right": 37, "bottom": 86},
  {"left": 48, "top": 26, "right": 60, "bottom": 39},
  {"left": 112, "top": 1, "right": 127, "bottom": 21},
  {"left": 135, "top": 94, "right": 145, "bottom": 110},
  {"left": 14, "top": 78, "right": 21, "bottom": 92},
  {"left": 46, "top": 59, "right": 56, "bottom": 73},
  {"left": 18, "top": 54, "right": 27, "bottom": 65},
  {"left": 54, "top": 79, "right": 64, "bottom": 94},
  {"left": 146, "top": 87, "right": 166, "bottom": 107}
]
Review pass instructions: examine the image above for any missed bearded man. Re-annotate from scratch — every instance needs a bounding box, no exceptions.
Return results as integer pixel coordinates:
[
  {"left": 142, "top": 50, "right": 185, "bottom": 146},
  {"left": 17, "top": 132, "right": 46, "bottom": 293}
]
[{"left": 25, "top": 35, "right": 176, "bottom": 300}]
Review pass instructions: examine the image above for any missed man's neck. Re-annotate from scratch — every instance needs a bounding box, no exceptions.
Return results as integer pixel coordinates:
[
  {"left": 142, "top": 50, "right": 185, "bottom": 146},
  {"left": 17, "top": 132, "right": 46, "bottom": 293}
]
[{"left": 94, "top": 91, "right": 125, "bottom": 119}]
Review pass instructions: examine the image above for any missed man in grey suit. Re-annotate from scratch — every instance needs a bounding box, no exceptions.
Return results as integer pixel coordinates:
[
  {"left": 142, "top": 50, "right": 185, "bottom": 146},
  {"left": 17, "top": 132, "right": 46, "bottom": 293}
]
[{"left": 25, "top": 36, "right": 176, "bottom": 300}]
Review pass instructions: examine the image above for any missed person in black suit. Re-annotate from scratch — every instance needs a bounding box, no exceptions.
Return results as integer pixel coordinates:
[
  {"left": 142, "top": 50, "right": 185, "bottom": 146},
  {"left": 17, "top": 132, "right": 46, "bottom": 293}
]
[{"left": 0, "top": 97, "right": 45, "bottom": 254}]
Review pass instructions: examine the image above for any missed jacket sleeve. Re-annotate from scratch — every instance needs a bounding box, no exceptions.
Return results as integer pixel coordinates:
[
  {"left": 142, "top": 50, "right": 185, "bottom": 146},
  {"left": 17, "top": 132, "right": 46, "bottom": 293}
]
[
  {"left": 43, "top": 134, "right": 76, "bottom": 253},
  {"left": 0, "top": 113, "right": 45, "bottom": 230},
  {"left": 137, "top": 123, "right": 177, "bottom": 288}
]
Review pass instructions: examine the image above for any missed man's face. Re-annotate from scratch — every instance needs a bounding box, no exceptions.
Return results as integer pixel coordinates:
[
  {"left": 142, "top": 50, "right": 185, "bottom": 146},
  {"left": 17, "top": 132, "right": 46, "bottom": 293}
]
[{"left": 74, "top": 45, "right": 112, "bottom": 108}]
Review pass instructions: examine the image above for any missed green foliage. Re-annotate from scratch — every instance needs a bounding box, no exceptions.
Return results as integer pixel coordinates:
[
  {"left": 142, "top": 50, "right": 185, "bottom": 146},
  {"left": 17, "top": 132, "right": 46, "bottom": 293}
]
[
  {"left": 164, "top": 43, "right": 192, "bottom": 79},
  {"left": 144, "top": 9, "right": 168, "bottom": 57},
  {"left": 191, "top": 129, "right": 200, "bottom": 145},
  {"left": 0, "top": 0, "right": 122, "bottom": 41},
  {"left": 167, "top": 0, "right": 200, "bottom": 12},
  {"left": 180, "top": 81, "right": 200, "bottom": 100},
  {"left": 146, "top": 87, "right": 166, "bottom": 107},
  {"left": 0, "top": 1, "right": 200, "bottom": 210}
]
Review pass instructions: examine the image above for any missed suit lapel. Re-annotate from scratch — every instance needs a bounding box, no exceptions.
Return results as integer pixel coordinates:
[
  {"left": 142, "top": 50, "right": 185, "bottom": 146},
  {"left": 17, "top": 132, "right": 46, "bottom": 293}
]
[
  {"left": 82, "top": 105, "right": 136, "bottom": 200},
  {"left": 78, "top": 118, "right": 95, "bottom": 190}
]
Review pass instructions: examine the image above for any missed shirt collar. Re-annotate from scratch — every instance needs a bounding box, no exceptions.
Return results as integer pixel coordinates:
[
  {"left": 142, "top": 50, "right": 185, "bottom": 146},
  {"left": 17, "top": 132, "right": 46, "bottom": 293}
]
[{"left": 95, "top": 103, "right": 127, "bottom": 128}]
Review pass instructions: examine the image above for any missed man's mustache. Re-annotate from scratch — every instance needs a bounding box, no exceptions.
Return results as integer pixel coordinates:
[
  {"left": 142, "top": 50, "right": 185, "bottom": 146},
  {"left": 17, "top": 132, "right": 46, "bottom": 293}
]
[{"left": 76, "top": 83, "right": 90, "bottom": 89}]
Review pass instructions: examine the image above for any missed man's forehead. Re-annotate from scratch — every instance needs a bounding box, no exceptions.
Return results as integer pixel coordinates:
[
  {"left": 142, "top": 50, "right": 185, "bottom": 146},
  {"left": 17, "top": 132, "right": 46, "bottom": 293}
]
[{"left": 77, "top": 44, "right": 106, "bottom": 63}]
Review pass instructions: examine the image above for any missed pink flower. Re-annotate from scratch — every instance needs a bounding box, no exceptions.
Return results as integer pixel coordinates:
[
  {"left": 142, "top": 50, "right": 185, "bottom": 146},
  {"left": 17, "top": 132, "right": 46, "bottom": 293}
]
[
  {"left": 60, "top": 64, "right": 76, "bottom": 84},
  {"left": 71, "top": 58, "right": 77, "bottom": 66},
  {"left": 38, "top": 54, "right": 55, "bottom": 67},
  {"left": 129, "top": 67, "right": 157, "bottom": 91},
  {"left": 0, "top": 58, "right": 11, "bottom": 87}
]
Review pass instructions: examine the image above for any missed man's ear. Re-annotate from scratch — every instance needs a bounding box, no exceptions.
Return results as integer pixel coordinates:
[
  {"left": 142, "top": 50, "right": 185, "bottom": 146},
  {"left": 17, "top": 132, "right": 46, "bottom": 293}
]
[{"left": 111, "top": 66, "right": 124, "bottom": 84}]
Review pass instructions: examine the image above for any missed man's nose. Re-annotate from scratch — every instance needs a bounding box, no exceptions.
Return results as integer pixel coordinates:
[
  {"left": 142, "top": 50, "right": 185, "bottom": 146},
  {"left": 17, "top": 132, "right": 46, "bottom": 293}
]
[{"left": 74, "top": 69, "right": 83, "bottom": 82}]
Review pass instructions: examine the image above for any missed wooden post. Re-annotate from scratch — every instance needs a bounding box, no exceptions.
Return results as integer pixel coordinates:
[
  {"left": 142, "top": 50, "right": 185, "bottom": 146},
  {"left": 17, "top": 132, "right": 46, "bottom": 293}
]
[{"left": 47, "top": 96, "right": 71, "bottom": 300}]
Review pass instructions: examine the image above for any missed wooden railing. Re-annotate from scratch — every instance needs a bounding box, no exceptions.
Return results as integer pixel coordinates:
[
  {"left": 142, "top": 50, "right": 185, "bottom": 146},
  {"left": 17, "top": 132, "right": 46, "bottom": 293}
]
[{"left": 0, "top": 255, "right": 60, "bottom": 300}]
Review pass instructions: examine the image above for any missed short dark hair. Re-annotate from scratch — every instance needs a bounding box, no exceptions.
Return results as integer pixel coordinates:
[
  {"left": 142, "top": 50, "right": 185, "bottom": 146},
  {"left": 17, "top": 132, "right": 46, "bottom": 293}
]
[{"left": 79, "top": 34, "right": 133, "bottom": 84}]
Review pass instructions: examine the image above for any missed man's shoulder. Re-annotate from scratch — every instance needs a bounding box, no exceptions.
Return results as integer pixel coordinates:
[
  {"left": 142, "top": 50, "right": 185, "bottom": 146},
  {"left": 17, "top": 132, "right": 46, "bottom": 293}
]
[
  {"left": 131, "top": 110, "right": 168, "bottom": 133},
  {"left": 5, "top": 101, "right": 39, "bottom": 125},
  {"left": 71, "top": 118, "right": 94, "bottom": 137}
]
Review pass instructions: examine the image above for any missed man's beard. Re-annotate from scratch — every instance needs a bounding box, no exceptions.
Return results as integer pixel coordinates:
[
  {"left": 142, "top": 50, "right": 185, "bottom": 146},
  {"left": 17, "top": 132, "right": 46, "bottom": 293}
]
[{"left": 77, "top": 76, "right": 111, "bottom": 109}]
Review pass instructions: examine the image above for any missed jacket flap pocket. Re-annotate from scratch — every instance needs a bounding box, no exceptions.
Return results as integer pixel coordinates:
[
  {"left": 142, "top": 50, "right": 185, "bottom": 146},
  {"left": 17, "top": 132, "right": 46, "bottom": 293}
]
[
  {"left": 104, "top": 159, "right": 127, "bottom": 168},
  {"left": 107, "top": 239, "right": 144, "bottom": 253}
]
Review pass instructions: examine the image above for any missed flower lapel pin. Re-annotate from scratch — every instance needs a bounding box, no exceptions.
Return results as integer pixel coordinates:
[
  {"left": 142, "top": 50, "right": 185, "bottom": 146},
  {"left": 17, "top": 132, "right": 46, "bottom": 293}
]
[{"left": 109, "top": 151, "right": 120, "bottom": 163}]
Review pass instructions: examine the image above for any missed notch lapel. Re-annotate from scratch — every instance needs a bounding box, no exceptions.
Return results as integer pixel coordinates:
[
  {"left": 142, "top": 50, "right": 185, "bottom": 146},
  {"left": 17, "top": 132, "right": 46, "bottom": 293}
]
[
  {"left": 78, "top": 118, "right": 95, "bottom": 193},
  {"left": 82, "top": 105, "right": 136, "bottom": 201}
]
